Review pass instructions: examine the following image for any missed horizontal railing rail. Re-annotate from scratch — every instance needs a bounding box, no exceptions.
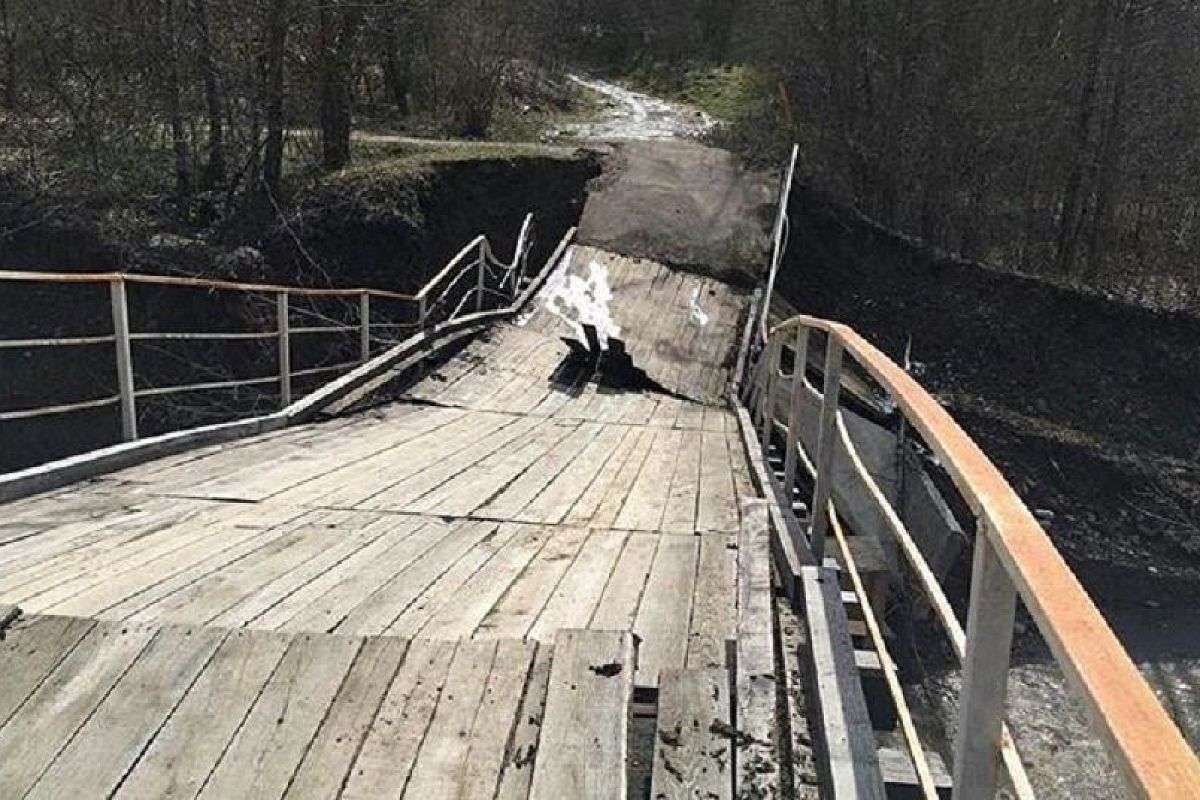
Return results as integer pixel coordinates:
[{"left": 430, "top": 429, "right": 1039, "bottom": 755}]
[
  {"left": 0, "top": 212, "right": 536, "bottom": 449},
  {"left": 746, "top": 313, "right": 1200, "bottom": 799}
]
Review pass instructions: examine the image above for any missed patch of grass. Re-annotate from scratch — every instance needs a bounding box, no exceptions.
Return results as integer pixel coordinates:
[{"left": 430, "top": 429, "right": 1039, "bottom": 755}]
[
  {"left": 490, "top": 80, "right": 608, "bottom": 141},
  {"left": 675, "top": 65, "right": 764, "bottom": 122}
]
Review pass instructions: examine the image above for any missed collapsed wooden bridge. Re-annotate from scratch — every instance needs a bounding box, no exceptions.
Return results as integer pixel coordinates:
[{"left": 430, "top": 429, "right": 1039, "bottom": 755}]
[{"left": 0, "top": 149, "right": 1198, "bottom": 799}]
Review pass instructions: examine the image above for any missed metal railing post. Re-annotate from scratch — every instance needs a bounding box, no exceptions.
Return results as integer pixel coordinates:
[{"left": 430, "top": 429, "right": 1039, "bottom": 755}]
[
  {"left": 783, "top": 326, "right": 810, "bottom": 493},
  {"left": 759, "top": 336, "right": 781, "bottom": 447},
  {"left": 953, "top": 524, "right": 1018, "bottom": 799},
  {"left": 476, "top": 240, "right": 487, "bottom": 312},
  {"left": 277, "top": 291, "right": 291, "bottom": 407},
  {"left": 109, "top": 278, "right": 138, "bottom": 441},
  {"left": 359, "top": 292, "right": 371, "bottom": 363},
  {"left": 809, "top": 336, "right": 844, "bottom": 561},
  {"left": 418, "top": 296, "right": 428, "bottom": 329}
]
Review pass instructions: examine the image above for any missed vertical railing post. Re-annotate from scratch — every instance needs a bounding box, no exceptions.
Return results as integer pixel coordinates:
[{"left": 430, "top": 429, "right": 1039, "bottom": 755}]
[
  {"left": 277, "top": 291, "right": 291, "bottom": 407},
  {"left": 476, "top": 240, "right": 487, "bottom": 312},
  {"left": 953, "top": 523, "right": 1018, "bottom": 799},
  {"left": 418, "top": 295, "right": 428, "bottom": 330},
  {"left": 109, "top": 278, "right": 138, "bottom": 442},
  {"left": 359, "top": 292, "right": 371, "bottom": 363},
  {"left": 783, "top": 326, "right": 810, "bottom": 494},
  {"left": 808, "top": 336, "right": 844, "bottom": 561},
  {"left": 759, "top": 336, "right": 781, "bottom": 447}
]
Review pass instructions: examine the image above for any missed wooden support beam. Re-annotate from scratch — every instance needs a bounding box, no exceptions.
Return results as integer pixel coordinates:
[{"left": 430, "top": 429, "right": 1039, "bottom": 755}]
[
  {"left": 953, "top": 526, "right": 1018, "bottom": 799},
  {"left": 800, "top": 565, "right": 886, "bottom": 800}
]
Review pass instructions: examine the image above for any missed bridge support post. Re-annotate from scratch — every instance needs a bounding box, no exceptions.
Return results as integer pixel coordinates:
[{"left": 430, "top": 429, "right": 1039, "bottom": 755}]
[
  {"left": 109, "top": 278, "right": 138, "bottom": 442},
  {"left": 809, "top": 337, "right": 843, "bottom": 561},
  {"left": 953, "top": 525, "right": 1017, "bottom": 800},
  {"left": 277, "top": 291, "right": 291, "bottom": 407},
  {"left": 759, "top": 337, "right": 781, "bottom": 447},
  {"left": 476, "top": 241, "right": 487, "bottom": 312},
  {"left": 359, "top": 292, "right": 371, "bottom": 363},
  {"left": 783, "top": 327, "right": 809, "bottom": 492}
]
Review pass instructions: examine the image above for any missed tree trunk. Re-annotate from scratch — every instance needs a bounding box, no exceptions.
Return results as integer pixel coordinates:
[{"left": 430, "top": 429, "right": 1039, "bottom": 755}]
[
  {"left": 0, "top": 0, "right": 16, "bottom": 110},
  {"left": 318, "top": 1, "right": 359, "bottom": 171},
  {"left": 162, "top": 0, "right": 193, "bottom": 198},
  {"left": 1086, "top": 0, "right": 1136, "bottom": 282},
  {"left": 193, "top": 0, "right": 226, "bottom": 189},
  {"left": 1055, "top": 0, "right": 1111, "bottom": 277},
  {"left": 381, "top": 16, "right": 411, "bottom": 114},
  {"left": 261, "top": 0, "right": 287, "bottom": 200}
]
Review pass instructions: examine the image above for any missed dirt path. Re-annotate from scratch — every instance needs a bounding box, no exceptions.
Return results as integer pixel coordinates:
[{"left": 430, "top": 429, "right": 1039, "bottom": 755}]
[{"left": 559, "top": 75, "right": 716, "bottom": 141}]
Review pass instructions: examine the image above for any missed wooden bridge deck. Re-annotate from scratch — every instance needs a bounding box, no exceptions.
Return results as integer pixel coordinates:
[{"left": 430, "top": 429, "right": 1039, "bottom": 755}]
[{"left": 0, "top": 249, "right": 788, "bottom": 798}]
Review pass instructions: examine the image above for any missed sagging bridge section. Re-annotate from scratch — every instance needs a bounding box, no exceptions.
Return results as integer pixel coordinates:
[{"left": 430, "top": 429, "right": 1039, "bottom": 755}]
[{"left": 0, "top": 149, "right": 1197, "bottom": 800}]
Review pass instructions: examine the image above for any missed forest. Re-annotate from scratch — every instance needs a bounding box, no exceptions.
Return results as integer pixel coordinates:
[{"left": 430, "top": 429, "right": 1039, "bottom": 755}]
[{"left": 1, "top": 0, "right": 1198, "bottom": 309}]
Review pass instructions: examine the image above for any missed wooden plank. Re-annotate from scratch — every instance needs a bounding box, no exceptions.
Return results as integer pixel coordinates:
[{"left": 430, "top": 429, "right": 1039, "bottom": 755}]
[
  {"left": 385, "top": 522, "right": 524, "bottom": 638},
  {"left": 407, "top": 419, "right": 582, "bottom": 517},
  {"left": 0, "top": 623, "right": 158, "bottom": 797},
  {"left": 529, "top": 529, "right": 628, "bottom": 643},
  {"left": 417, "top": 523, "right": 552, "bottom": 640},
  {"left": 303, "top": 410, "right": 519, "bottom": 509},
  {"left": 697, "top": 429, "right": 740, "bottom": 533},
  {"left": 634, "top": 534, "right": 699, "bottom": 687},
  {"left": 0, "top": 615, "right": 96, "bottom": 727},
  {"left": 661, "top": 428, "right": 704, "bottom": 535},
  {"left": 688, "top": 532, "right": 737, "bottom": 669},
  {"left": 590, "top": 532, "right": 659, "bottom": 631},
  {"left": 341, "top": 639, "right": 458, "bottom": 800},
  {"left": 480, "top": 422, "right": 605, "bottom": 520},
  {"left": 495, "top": 643, "right": 553, "bottom": 800},
  {"left": 529, "top": 629, "right": 636, "bottom": 800},
  {"left": 125, "top": 509, "right": 356, "bottom": 625},
  {"left": 614, "top": 427, "right": 683, "bottom": 531},
  {"left": 25, "top": 626, "right": 229, "bottom": 799},
  {"left": 275, "top": 515, "right": 439, "bottom": 633},
  {"left": 113, "top": 628, "right": 292, "bottom": 799},
  {"left": 284, "top": 636, "right": 412, "bottom": 798},
  {"left": 589, "top": 426, "right": 657, "bottom": 528},
  {"left": 334, "top": 519, "right": 498, "bottom": 636},
  {"left": 651, "top": 668, "right": 733, "bottom": 800},
  {"left": 800, "top": 565, "right": 887, "bottom": 799},
  {"left": 405, "top": 639, "right": 536, "bottom": 798},
  {"left": 475, "top": 525, "right": 590, "bottom": 639},
  {"left": 561, "top": 425, "right": 644, "bottom": 526},
  {"left": 198, "top": 633, "right": 362, "bottom": 798},
  {"left": 204, "top": 513, "right": 401, "bottom": 628},
  {"left": 92, "top": 513, "right": 311, "bottom": 622},
  {"left": 39, "top": 511, "right": 297, "bottom": 617},
  {"left": 516, "top": 424, "right": 631, "bottom": 524},
  {"left": 736, "top": 499, "right": 782, "bottom": 799}
]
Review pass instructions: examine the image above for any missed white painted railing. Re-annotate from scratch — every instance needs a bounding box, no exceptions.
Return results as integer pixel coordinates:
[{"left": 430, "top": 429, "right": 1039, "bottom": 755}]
[{"left": 0, "top": 213, "right": 535, "bottom": 443}]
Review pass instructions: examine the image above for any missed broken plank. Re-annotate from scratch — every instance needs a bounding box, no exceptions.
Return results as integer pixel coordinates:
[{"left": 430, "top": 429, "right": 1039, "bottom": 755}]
[
  {"left": 529, "top": 629, "right": 636, "bottom": 800},
  {"left": 634, "top": 534, "right": 699, "bottom": 687},
  {"left": 736, "top": 499, "right": 781, "bottom": 800},
  {"left": 651, "top": 668, "right": 733, "bottom": 800}
]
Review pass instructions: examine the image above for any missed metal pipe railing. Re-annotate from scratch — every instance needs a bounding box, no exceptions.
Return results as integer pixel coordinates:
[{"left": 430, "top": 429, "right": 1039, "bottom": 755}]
[{"left": 0, "top": 212, "right": 536, "bottom": 446}]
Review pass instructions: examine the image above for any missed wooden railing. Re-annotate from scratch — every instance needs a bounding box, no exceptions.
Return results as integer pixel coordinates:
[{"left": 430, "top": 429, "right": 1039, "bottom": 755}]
[
  {"left": 0, "top": 213, "right": 535, "bottom": 443},
  {"left": 744, "top": 315, "right": 1200, "bottom": 799}
]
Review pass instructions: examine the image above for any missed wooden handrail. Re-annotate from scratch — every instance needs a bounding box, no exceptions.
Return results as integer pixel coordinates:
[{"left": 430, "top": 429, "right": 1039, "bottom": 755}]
[{"left": 769, "top": 314, "right": 1200, "bottom": 799}]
